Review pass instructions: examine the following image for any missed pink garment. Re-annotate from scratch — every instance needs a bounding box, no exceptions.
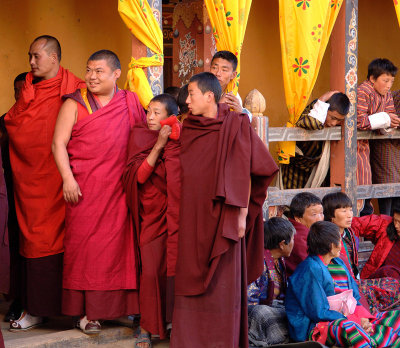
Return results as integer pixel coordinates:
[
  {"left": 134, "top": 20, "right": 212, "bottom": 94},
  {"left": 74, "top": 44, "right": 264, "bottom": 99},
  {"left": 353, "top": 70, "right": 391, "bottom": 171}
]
[
  {"left": 327, "top": 290, "right": 357, "bottom": 316},
  {"left": 63, "top": 90, "right": 145, "bottom": 291}
]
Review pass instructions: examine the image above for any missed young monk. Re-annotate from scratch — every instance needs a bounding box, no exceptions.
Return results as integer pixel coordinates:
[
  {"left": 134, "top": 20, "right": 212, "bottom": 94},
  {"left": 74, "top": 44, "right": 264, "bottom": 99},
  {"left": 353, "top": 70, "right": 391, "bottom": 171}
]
[
  {"left": 123, "top": 93, "right": 181, "bottom": 348},
  {"left": 170, "top": 72, "right": 278, "bottom": 348},
  {"left": 52, "top": 50, "right": 145, "bottom": 334}
]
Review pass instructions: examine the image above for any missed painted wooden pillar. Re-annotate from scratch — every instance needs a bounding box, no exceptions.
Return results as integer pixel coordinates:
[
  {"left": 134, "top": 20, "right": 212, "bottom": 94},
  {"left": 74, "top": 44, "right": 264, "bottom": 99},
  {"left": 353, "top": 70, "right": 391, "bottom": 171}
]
[
  {"left": 130, "top": 0, "right": 163, "bottom": 96},
  {"left": 329, "top": 0, "right": 358, "bottom": 210},
  {"left": 172, "top": 1, "right": 216, "bottom": 87}
]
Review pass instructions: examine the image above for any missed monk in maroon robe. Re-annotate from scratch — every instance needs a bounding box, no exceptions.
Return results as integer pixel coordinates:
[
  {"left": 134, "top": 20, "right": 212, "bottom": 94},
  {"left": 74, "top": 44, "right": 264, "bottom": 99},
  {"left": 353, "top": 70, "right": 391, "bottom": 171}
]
[
  {"left": 52, "top": 50, "right": 145, "bottom": 334},
  {"left": 5, "top": 36, "right": 84, "bottom": 330},
  {"left": 123, "top": 94, "right": 181, "bottom": 347},
  {"left": 170, "top": 72, "right": 278, "bottom": 348}
]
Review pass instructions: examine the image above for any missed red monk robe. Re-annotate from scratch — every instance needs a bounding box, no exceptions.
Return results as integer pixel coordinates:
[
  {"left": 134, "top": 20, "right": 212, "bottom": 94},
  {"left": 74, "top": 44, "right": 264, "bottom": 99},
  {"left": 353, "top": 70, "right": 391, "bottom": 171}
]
[
  {"left": 61, "top": 88, "right": 145, "bottom": 320},
  {"left": 123, "top": 122, "right": 181, "bottom": 339},
  {"left": 171, "top": 104, "right": 278, "bottom": 348},
  {"left": 0, "top": 147, "right": 9, "bottom": 295},
  {"left": 4, "top": 67, "right": 84, "bottom": 316}
]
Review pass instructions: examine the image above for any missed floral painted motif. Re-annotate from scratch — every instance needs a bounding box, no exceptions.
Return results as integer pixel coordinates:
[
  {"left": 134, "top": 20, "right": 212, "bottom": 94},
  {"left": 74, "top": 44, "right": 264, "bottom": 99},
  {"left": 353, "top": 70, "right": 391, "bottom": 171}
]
[
  {"left": 139, "top": 0, "right": 148, "bottom": 19},
  {"left": 295, "top": 0, "right": 311, "bottom": 10},
  {"left": 225, "top": 11, "right": 233, "bottom": 27},
  {"left": 179, "top": 32, "right": 198, "bottom": 84},
  {"left": 292, "top": 57, "right": 310, "bottom": 77},
  {"left": 311, "top": 24, "right": 322, "bottom": 43}
]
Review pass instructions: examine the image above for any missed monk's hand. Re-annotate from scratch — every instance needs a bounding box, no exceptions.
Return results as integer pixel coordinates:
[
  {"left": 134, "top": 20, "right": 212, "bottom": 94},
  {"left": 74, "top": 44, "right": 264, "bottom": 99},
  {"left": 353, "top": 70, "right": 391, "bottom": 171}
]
[
  {"left": 220, "top": 92, "right": 242, "bottom": 113},
  {"left": 63, "top": 176, "right": 82, "bottom": 204},
  {"left": 389, "top": 113, "right": 400, "bottom": 128},
  {"left": 360, "top": 318, "right": 373, "bottom": 333},
  {"left": 238, "top": 207, "right": 248, "bottom": 238},
  {"left": 155, "top": 125, "right": 172, "bottom": 149}
]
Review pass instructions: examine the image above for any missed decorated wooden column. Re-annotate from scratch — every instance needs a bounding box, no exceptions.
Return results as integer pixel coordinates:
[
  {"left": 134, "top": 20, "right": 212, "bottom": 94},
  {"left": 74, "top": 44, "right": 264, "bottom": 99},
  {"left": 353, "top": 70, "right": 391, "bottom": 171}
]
[
  {"left": 329, "top": 0, "right": 358, "bottom": 211},
  {"left": 172, "top": 1, "right": 216, "bottom": 86},
  {"left": 130, "top": 0, "right": 163, "bottom": 96}
]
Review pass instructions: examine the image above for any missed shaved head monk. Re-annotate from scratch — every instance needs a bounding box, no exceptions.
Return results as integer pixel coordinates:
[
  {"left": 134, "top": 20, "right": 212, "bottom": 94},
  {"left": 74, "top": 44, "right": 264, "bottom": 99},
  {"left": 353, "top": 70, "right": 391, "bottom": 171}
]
[
  {"left": 170, "top": 72, "right": 278, "bottom": 348},
  {"left": 52, "top": 50, "right": 145, "bottom": 334},
  {"left": 5, "top": 35, "right": 85, "bottom": 331}
]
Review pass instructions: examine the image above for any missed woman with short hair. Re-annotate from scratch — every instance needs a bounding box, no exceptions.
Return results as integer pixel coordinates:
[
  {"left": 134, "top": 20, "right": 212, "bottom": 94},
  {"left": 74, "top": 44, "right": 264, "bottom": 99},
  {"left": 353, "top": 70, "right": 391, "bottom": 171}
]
[{"left": 286, "top": 220, "right": 400, "bottom": 347}]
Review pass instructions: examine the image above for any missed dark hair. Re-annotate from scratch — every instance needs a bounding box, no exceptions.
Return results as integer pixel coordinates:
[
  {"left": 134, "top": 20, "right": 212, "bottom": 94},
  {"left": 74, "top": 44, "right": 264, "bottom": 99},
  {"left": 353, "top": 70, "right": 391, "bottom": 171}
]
[
  {"left": 33, "top": 35, "right": 61, "bottom": 62},
  {"left": 290, "top": 192, "right": 322, "bottom": 218},
  {"left": 367, "top": 58, "right": 398, "bottom": 80},
  {"left": 14, "top": 72, "right": 28, "bottom": 85},
  {"left": 386, "top": 204, "right": 400, "bottom": 242},
  {"left": 322, "top": 192, "right": 352, "bottom": 222},
  {"left": 164, "top": 86, "right": 180, "bottom": 100},
  {"left": 88, "top": 50, "right": 121, "bottom": 70},
  {"left": 149, "top": 93, "right": 179, "bottom": 116},
  {"left": 264, "top": 217, "right": 295, "bottom": 250},
  {"left": 177, "top": 84, "right": 189, "bottom": 114},
  {"left": 211, "top": 50, "right": 238, "bottom": 71},
  {"left": 189, "top": 72, "right": 222, "bottom": 103},
  {"left": 327, "top": 92, "right": 350, "bottom": 116},
  {"left": 307, "top": 221, "right": 341, "bottom": 256}
]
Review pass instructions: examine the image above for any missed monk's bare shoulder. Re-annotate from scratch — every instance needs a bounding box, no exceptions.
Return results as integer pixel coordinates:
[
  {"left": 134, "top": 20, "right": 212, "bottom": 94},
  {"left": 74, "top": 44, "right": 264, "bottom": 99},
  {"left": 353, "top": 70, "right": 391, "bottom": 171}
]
[{"left": 59, "top": 98, "right": 78, "bottom": 124}]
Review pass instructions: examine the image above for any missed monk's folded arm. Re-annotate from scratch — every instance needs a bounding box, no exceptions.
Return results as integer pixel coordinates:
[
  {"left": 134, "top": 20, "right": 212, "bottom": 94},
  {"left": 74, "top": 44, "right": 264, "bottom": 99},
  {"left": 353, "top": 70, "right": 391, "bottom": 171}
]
[{"left": 52, "top": 99, "right": 81, "bottom": 202}]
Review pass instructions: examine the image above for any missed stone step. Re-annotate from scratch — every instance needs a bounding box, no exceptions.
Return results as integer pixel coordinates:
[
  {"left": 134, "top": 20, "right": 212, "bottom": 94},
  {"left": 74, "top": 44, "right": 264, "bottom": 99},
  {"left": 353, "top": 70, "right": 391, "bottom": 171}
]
[{"left": 5, "top": 324, "right": 134, "bottom": 348}]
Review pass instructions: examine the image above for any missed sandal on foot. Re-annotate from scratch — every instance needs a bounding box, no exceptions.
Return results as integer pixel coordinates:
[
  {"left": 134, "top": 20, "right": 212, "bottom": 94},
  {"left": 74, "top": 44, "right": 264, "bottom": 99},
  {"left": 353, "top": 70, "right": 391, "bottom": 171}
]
[
  {"left": 77, "top": 315, "right": 101, "bottom": 335},
  {"left": 135, "top": 332, "right": 152, "bottom": 348},
  {"left": 9, "top": 310, "right": 43, "bottom": 332}
]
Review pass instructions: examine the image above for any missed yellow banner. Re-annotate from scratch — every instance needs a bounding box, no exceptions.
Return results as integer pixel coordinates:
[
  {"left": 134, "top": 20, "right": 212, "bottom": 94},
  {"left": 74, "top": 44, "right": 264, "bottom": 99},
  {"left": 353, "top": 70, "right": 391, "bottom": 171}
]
[
  {"left": 118, "top": 0, "right": 164, "bottom": 108},
  {"left": 204, "top": 0, "right": 252, "bottom": 95},
  {"left": 278, "top": 0, "right": 342, "bottom": 163},
  {"left": 394, "top": 0, "right": 400, "bottom": 26}
]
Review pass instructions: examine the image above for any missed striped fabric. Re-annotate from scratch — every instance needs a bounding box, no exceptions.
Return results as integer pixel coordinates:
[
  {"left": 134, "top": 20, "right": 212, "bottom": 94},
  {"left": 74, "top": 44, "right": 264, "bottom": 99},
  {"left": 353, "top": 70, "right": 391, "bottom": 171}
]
[
  {"left": 357, "top": 80, "right": 398, "bottom": 185},
  {"left": 281, "top": 100, "right": 325, "bottom": 189},
  {"left": 328, "top": 263, "right": 349, "bottom": 293},
  {"left": 312, "top": 262, "right": 400, "bottom": 347}
]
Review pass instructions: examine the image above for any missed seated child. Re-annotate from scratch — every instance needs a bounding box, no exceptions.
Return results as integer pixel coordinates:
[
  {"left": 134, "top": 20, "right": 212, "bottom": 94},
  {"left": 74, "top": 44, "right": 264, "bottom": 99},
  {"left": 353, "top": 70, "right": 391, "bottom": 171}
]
[
  {"left": 247, "top": 217, "right": 295, "bottom": 346},
  {"left": 123, "top": 93, "right": 181, "bottom": 348}
]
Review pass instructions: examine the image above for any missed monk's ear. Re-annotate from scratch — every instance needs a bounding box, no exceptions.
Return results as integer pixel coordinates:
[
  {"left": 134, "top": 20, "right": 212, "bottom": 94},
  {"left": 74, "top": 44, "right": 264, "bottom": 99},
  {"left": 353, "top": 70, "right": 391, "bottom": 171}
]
[
  {"left": 50, "top": 52, "right": 58, "bottom": 64},
  {"left": 114, "top": 69, "right": 121, "bottom": 80},
  {"left": 206, "top": 91, "right": 214, "bottom": 103}
]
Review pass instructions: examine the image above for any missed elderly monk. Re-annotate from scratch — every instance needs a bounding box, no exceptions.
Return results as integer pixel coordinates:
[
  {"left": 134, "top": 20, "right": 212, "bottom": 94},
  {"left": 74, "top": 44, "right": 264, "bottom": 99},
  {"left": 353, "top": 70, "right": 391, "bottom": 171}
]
[
  {"left": 52, "top": 50, "right": 145, "bottom": 334},
  {"left": 5, "top": 35, "right": 85, "bottom": 331},
  {"left": 170, "top": 72, "right": 278, "bottom": 348}
]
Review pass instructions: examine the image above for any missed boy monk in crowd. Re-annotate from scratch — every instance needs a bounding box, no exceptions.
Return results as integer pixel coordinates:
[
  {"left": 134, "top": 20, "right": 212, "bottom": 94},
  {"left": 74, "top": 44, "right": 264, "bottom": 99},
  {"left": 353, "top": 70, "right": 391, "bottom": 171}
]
[
  {"left": 52, "top": 50, "right": 145, "bottom": 334},
  {"left": 123, "top": 94, "right": 181, "bottom": 348},
  {"left": 171, "top": 72, "right": 278, "bottom": 348}
]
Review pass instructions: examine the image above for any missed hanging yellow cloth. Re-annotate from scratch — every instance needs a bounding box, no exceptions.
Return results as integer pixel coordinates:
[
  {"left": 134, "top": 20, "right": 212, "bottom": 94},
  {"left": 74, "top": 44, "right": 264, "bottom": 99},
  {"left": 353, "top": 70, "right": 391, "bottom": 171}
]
[
  {"left": 277, "top": 0, "right": 342, "bottom": 164},
  {"left": 204, "top": 0, "right": 252, "bottom": 95},
  {"left": 394, "top": 0, "right": 400, "bottom": 25},
  {"left": 118, "top": 0, "right": 164, "bottom": 108}
]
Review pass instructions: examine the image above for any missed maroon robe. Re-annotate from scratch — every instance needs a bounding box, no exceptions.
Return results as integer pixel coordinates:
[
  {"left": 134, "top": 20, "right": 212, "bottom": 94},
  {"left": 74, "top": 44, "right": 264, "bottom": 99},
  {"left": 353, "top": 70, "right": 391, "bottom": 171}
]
[
  {"left": 123, "top": 123, "right": 181, "bottom": 338},
  {"left": 171, "top": 104, "right": 278, "bottom": 348},
  {"left": 285, "top": 218, "right": 309, "bottom": 276},
  {"left": 61, "top": 89, "right": 145, "bottom": 320},
  {"left": 0, "top": 147, "right": 9, "bottom": 295}
]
